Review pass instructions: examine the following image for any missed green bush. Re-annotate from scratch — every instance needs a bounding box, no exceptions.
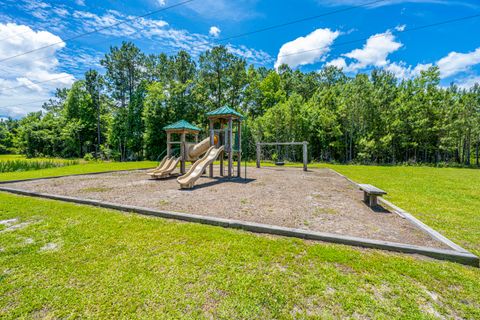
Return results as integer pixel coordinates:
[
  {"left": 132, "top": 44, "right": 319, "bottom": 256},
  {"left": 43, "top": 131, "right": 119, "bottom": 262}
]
[
  {"left": 271, "top": 153, "right": 278, "bottom": 162},
  {"left": 83, "top": 153, "right": 95, "bottom": 161}
]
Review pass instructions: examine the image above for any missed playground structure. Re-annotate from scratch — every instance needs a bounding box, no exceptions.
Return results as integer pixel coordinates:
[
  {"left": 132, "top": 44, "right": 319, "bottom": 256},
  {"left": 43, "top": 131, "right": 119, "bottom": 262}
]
[
  {"left": 177, "top": 146, "right": 225, "bottom": 188},
  {"left": 177, "top": 106, "right": 244, "bottom": 188},
  {"left": 165, "top": 120, "right": 202, "bottom": 174},
  {"left": 147, "top": 156, "right": 182, "bottom": 179},
  {"left": 256, "top": 141, "right": 308, "bottom": 171},
  {"left": 8, "top": 110, "right": 479, "bottom": 265},
  {"left": 148, "top": 120, "right": 204, "bottom": 179},
  {"left": 148, "top": 107, "right": 244, "bottom": 188},
  {"left": 150, "top": 107, "right": 312, "bottom": 187},
  {"left": 206, "top": 106, "right": 243, "bottom": 179}
]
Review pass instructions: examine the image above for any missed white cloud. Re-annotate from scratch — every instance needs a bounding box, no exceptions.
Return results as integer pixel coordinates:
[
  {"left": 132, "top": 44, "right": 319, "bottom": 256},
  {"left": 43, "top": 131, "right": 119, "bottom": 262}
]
[
  {"left": 75, "top": 0, "right": 86, "bottom": 6},
  {"left": 6, "top": 0, "right": 272, "bottom": 66},
  {"left": 326, "top": 57, "right": 347, "bottom": 69},
  {"left": 275, "top": 28, "right": 340, "bottom": 69},
  {"left": 455, "top": 76, "right": 480, "bottom": 89},
  {"left": 16, "top": 1, "right": 69, "bottom": 32},
  {"left": 71, "top": 10, "right": 155, "bottom": 37},
  {"left": 0, "top": 2, "right": 274, "bottom": 118},
  {"left": 157, "top": 0, "right": 166, "bottom": 6},
  {"left": 67, "top": 8, "right": 271, "bottom": 65},
  {"left": 384, "top": 62, "right": 432, "bottom": 78},
  {"left": 0, "top": 23, "right": 75, "bottom": 118},
  {"left": 324, "top": 27, "right": 480, "bottom": 83},
  {"left": 395, "top": 24, "right": 406, "bottom": 32},
  {"left": 209, "top": 26, "right": 221, "bottom": 37},
  {"left": 22, "top": 0, "right": 50, "bottom": 20},
  {"left": 342, "top": 31, "right": 402, "bottom": 71},
  {"left": 226, "top": 44, "right": 272, "bottom": 66},
  {"left": 324, "top": 29, "right": 435, "bottom": 79},
  {"left": 437, "top": 48, "right": 480, "bottom": 78},
  {"left": 52, "top": 8, "right": 69, "bottom": 17}
]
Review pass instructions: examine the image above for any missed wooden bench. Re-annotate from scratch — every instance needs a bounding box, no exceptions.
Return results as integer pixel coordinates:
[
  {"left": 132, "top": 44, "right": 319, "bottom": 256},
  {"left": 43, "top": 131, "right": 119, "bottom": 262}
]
[{"left": 358, "top": 184, "right": 387, "bottom": 207}]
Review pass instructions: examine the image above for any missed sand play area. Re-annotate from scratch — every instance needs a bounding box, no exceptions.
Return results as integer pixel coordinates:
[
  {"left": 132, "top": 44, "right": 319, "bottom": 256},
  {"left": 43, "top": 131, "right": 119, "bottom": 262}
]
[{"left": 5, "top": 166, "right": 449, "bottom": 249}]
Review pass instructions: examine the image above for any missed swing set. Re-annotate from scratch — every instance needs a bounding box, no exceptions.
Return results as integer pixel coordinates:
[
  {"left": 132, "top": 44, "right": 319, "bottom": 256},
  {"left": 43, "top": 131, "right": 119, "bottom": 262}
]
[{"left": 255, "top": 141, "right": 308, "bottom": 171}]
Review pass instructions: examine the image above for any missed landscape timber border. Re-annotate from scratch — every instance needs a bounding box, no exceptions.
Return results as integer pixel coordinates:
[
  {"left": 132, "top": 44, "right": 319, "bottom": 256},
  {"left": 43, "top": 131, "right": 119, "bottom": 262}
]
[
  {"left": 0, "top": 168, "right": 478, "bottom": 267},
  {"left": 327, "top": 169, "right": 471, "bottom": 253}
]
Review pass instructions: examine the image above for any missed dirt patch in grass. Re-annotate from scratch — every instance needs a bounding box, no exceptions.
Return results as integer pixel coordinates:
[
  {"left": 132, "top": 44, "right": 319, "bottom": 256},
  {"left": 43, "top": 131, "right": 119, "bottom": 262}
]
[
  {"left": 6, "top": 166, "right": 448, "bottom": 248},
  {"left": 40, "top": 243, "right": 59, "bottom": 252},
  {"left": 0, "top": 221, "right": 31, "bottom": 233},
  {"left": 0, "top": 218, "right": 18, "bottom": 226}
]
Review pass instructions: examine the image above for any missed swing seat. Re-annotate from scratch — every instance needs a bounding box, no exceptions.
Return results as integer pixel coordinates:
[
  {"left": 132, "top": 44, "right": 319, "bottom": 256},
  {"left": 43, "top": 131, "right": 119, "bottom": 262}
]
[{"left": 275, "top": 161, "right": 285, "bottom": 166}]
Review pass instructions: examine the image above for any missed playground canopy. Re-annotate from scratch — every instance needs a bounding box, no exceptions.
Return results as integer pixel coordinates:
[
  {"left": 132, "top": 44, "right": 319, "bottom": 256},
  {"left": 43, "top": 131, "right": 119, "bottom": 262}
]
[
  {"left": 205, "top": 106, "right": 244, "bottom": 179},
  {"left": 206, "top": 106, "right": 244, "bottom": 120},
  {"left": 164, "top": 120, "right": 202, "bottom": 174},
  {"left": 163, "top": 120, "right": 202, "bottom": 133}
]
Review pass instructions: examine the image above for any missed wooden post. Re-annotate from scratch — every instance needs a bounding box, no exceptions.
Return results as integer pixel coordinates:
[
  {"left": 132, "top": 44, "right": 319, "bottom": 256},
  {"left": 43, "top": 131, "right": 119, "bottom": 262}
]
[
  {"left": 219, "top": 120, "right": 224, "bottom": 176},
  {"left": 256, "top": 143, "right": 261, "bottom": 168},
  {"left": 228, "top": 117, "right": 233, "bottom": 178},
  {"left": 166, "top": 132, "right": 171, "bottom": 157},
  {"left": 194, "top": 133, "right": 198, "bottom": 143},
  {"left": 223, "top": 120, "right": 227, "bottom": 148},
  {"left": 237, "top": 120, "right": 241, "bottom": 177},
  {"left": 303, "top": 141, "right": 308, "bottom": 172},
  {"left": 180, "top": 132, "right": 186, "bottom": 174},
  {"left": 209, "top": 119, "right": 214, "bottom": 178},
  {"left": 220, "top": 151, "right": 224, "bottom": 176}
]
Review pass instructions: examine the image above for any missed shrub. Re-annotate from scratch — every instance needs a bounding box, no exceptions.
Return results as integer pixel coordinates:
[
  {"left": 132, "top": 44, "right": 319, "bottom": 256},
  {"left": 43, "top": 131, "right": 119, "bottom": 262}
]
[{"left": 83, "top": 153, "right": 95, "bottom": 161}]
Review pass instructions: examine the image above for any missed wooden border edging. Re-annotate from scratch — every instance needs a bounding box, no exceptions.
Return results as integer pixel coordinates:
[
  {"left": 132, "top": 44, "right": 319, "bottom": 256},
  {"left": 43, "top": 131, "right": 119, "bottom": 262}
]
[
  {"left": 327, "top": 168, "right": 472, "bottom": 254},
  {"left": 0, "top": 186, "right": 478, "bottom": 267},
  {"left": 378, "top": 198, "right": 469, "bottom": 253}
]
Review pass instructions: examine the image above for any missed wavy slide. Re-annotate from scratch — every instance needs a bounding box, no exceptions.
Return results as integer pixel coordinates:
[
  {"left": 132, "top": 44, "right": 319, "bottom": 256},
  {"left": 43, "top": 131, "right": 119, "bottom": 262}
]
[
  {"left": 177, "top": 145, "right": 224, "bottom": 189},
  {"left": 147, "top": 155, "right": 168, "bottom": 174},
  {"left": 150, "top": 157, "right": 181, "bottom": 179}
]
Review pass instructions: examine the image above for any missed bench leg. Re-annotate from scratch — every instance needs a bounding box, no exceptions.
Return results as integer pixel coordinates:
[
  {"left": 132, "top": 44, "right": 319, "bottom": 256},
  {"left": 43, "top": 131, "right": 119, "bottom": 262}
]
[
  {"left": 363, "top": 191, "right": 369, "bottom": 203},
  {"left": 369, "top": 195, "right": 378, "bottom": 207}
]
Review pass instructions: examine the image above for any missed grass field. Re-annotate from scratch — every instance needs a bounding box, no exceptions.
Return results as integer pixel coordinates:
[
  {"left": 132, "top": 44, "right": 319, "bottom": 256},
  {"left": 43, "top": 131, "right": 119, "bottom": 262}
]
[
  {"left": 0, "top": 160, "right": 157, "bottom": 181},
  {"left": 1, "top": 160, "right": 479, "bottom": 318},
  {"left": 0, "top": 155, "right": 24, "bottom": 160},
  {"left": 252, "top": 161, "right": 480, "bottom": 256},
  {"left": 327, "top": 165, "right": 480, "bottom": 257}
]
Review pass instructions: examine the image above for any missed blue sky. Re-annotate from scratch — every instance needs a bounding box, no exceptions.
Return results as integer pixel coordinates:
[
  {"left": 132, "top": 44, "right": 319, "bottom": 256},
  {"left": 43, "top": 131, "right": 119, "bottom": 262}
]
[{"left": 0, "top": 0, "right": 479, "bottom": 118}]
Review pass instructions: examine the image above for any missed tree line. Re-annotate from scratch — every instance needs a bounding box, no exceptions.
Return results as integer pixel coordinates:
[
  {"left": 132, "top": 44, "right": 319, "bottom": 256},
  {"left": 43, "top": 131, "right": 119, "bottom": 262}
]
[{"left": 1, "top": 41, "right": 479, "bottom": 166}]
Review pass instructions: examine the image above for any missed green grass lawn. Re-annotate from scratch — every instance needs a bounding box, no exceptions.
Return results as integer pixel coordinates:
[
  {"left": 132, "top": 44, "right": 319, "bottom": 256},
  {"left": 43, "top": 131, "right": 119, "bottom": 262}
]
[
  {"left": 0, "top": 154, "right": 75, "bottom": 162},
  {"left": 0, "top": 160, "right": 157, "bottom": 182},
  {"left": 326, "top": 165, "right": 480, "bottom": 257},
  {"left": 0, "top": 155, "right": 25, "bottom": 160},
  {"left": 250, "top": 161, "right": 480, "bottom": 256},
  {"left": 1, "top": 160, "right": 479, "bottom": 318},
  {"left": 1, "top": 192, "right": 479, "bottom": 319}
]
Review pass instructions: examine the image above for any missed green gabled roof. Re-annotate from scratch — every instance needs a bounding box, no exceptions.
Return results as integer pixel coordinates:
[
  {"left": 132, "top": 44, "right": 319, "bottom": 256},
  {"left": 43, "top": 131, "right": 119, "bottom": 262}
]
[
  {"left": 163, "top": 120, "right": 201, "bottom": 132},
  {"left": 206, "top": 106, "right": 244, "bottom": 119}
]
